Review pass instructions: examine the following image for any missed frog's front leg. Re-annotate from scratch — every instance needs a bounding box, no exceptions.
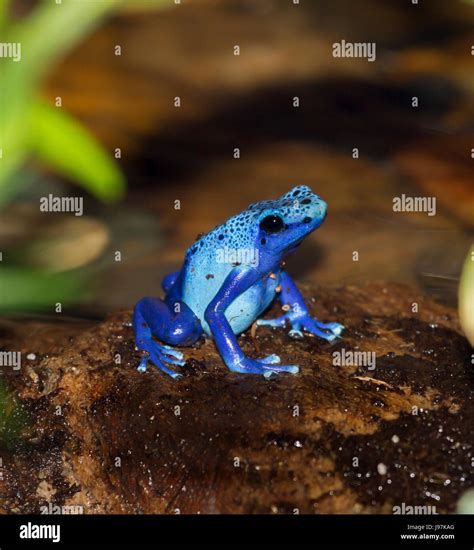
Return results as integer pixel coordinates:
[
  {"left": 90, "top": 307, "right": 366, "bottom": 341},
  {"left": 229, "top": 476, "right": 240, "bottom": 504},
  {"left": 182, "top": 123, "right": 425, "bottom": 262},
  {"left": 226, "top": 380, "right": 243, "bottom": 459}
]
[
  {"left": 205, "top": 267, "right": 298, "bottom": 377},
  {"left": 133, "top": 296, "right": 203, "bottom": 378},
  {"left": 257, "top": 271, "right": 344, "bottom": 341}
]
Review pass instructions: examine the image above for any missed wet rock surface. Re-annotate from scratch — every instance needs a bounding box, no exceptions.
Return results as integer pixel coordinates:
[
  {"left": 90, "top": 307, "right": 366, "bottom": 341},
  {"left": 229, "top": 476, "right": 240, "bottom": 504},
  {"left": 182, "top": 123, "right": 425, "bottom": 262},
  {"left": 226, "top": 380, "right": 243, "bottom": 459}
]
[{"left": 0, "top": 282, "right": 472, "bottom": 514}]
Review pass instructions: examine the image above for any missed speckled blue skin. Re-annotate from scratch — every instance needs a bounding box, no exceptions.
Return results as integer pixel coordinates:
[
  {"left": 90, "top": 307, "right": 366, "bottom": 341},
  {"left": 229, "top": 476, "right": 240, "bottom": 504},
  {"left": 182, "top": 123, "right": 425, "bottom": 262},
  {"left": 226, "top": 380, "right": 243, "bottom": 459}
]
[{"left": 133, "top": 185, "right": 344, "bottom": 378}]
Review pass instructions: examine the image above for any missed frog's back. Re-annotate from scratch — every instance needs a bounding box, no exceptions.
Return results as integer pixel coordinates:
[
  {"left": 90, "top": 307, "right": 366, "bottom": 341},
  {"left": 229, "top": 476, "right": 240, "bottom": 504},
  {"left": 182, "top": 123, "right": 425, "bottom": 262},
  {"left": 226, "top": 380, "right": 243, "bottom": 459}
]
[{"left": 179, "top": 212, "right": 277, "bottom": 336}]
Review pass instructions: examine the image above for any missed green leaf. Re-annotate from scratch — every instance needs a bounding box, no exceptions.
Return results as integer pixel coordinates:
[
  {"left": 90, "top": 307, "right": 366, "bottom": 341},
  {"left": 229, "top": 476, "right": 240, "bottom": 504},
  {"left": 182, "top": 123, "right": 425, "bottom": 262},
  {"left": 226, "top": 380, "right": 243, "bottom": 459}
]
[
  {"left": 29, "top": 100, "right": 125, "bottom": 202},
  {"left": 121, "top": 0, "right": 174, "bottom": 12},
  {"left": 0, "top": 267, "right": 84, "bottom": 312},
  {"left": 0, "top": 0, "right": 127, "bottom": 199},
  {"left": 8, "top": 0, "right": 127, "bottom": 88}
]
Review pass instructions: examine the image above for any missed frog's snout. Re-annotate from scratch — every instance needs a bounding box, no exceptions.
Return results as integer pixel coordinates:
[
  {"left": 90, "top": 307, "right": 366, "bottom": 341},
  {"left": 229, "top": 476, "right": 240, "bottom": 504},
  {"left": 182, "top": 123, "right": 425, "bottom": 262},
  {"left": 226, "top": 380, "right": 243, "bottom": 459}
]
[
  {"left": 305, "top": 195, "right": 327, "bottom": 226},
  {"left": 314, "top": 197, "right": 327, "bottom": 218}
]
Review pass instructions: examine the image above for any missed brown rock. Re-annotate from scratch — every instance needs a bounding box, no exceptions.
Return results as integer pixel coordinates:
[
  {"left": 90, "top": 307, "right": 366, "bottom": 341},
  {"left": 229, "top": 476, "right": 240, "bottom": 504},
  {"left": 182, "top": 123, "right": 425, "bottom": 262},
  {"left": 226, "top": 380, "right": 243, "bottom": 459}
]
[{"left": 0, "top": 283, "right": 472, "bottom": 514}]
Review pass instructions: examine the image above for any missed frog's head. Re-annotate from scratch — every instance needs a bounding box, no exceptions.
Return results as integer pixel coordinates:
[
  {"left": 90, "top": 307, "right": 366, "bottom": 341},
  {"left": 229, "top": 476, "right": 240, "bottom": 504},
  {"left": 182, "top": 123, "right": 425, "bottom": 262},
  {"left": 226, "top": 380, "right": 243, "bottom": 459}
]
[{"left": 251, "top": 185, "right": 327, "bottom": 258}]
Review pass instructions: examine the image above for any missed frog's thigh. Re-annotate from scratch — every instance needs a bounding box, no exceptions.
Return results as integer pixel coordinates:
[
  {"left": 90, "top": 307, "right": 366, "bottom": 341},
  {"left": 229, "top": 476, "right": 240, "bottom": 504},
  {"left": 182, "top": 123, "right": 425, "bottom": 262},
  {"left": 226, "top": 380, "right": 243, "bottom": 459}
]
[{"left": 134, "top": 297, "right": 203, "bottom": 346}]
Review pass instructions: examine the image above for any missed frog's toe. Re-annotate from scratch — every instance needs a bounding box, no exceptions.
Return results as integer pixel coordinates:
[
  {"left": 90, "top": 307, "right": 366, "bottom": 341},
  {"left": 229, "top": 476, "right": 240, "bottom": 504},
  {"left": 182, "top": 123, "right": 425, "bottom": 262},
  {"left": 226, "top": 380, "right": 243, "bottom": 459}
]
[
  {"left": 259, "top": 354, "right": 281, "bottom": 365},
  {"left": 149, "top": 341, "right": 186, "bottom": 366},
  {"left": 136, "top": 353, "right": 182, "bottom": 379},
  {"left": 157, "top": 353, "right": 186, "bottom": 367},
  {"left": 314, "top": 321, "right": 344, "bottom": 336},
  {"left": 228, "top": 357, "right": 298, "bottom": 376},
  {"left": 330, "top": 323, "right": 344, "bottom": 336},
  {"left": 263, "top": 364, "right": 299, "bottom": 378},
  {"left": 256, "top": 315, "right": 287, "bottom": 328},
  {"left": 289, "top": 327, "right": 304, "bottom": 339},
  {"left": 302, "top": 318, "right": 338, "bottom": 341},
  {"left": 137, "top": 357, "right": 149, "bottom": 373},
  {"left": 160, "top": 344, "right": 185, "bottom": 360},
  {"left": 257, "top": 358, "right": 298, "bottom": 374}
]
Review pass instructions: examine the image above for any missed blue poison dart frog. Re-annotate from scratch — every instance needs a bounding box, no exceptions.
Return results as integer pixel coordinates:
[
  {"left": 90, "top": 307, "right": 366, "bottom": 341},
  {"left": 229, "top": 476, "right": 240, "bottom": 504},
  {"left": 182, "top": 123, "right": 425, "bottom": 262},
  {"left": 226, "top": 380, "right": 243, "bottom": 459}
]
[{"left": 133, "top": 185, "right": 344, "bottom": 379}]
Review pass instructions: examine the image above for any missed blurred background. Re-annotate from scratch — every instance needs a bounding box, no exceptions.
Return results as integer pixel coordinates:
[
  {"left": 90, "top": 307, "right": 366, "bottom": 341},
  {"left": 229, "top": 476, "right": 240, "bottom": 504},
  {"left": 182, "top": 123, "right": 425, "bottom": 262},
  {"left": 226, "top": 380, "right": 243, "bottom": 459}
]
[{"left": 0, "top": 0, "right": 473, "bottom": 350}]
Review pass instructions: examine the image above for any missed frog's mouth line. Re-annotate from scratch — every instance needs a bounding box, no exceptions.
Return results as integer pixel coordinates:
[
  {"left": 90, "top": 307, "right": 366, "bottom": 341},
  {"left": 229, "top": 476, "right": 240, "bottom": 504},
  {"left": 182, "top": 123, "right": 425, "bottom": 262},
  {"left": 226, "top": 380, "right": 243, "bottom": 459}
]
[{"left": 285, "top": 238, "right": 304, "bottom": 255}]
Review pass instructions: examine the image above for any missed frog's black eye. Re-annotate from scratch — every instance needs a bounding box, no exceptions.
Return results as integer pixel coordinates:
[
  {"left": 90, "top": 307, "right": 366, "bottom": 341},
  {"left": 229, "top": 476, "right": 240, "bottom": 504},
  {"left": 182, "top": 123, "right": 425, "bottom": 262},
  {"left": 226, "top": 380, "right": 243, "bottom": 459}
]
[{"left": 260, "top": 215, "right": 284, "bottom": 234}]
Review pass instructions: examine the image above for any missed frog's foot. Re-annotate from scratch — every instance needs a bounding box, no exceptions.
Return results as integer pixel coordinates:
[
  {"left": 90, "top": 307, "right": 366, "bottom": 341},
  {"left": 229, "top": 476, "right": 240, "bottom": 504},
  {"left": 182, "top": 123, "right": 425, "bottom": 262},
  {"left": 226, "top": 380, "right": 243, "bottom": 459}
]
[
  {"left": 229, "top": 355, "right": 299, "bottom": 376},
  {"left": 311, "top": 321, "right": 344, "bottom": 336},
  {"left": 300, "top": 318, "right": 344, "bottom": 341},
  {"left": 136, "top": 339, "right": 186, "bottom": 379},
  {"left": 257, "top": 314, "right": 344, "bottom": 342}
]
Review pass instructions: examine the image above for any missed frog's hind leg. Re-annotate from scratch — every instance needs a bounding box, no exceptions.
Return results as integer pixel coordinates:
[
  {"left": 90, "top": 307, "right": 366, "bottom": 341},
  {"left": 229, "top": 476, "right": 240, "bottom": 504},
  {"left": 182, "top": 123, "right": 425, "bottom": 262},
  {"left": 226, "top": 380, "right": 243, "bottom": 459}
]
[
  {"left": 161, "top": 271, "right": 180, "bottom": 293},
  {"left": 133, "top": 297, "right": 203, "bottom": 378}
]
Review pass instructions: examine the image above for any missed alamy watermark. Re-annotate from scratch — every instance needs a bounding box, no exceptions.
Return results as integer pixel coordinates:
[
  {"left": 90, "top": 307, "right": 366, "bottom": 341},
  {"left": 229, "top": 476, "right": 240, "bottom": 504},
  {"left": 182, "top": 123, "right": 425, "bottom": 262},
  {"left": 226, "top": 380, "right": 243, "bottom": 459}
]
[
  {"left": 40, "top": 194, "right": 83, "bottom": 216},
  {"left": 0, "top": 351, "right": 21, "bottom": 371},
  {"left": 393, "top": 503, "right": 438, "bottom": 515},
  {"left": 0, "top": 42, "right": 21, "bottom": 62},
  {"left": 19, "top": 523, "right": 60, "bottom": 544},
  {"left": 332, "top": 348, "right": 376, "bottom": 370},
  {"left": 40, "top": 503, "right": 84, "bottom": 515},
  {"left": 393, "top": 194, "right": 436, "bottom": 216},
  {"left": 216, "top": 247, "right": 259, "bottom": 267},
  {"left": 332, "top": 40, "right": 376, "bottom": 63}
]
